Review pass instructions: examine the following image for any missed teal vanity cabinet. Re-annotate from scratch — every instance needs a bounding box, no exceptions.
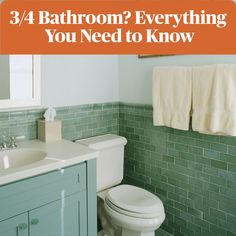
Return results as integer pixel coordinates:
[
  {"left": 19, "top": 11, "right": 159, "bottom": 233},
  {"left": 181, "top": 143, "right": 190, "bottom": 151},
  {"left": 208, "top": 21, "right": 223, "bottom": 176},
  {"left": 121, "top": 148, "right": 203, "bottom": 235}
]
[
  {"left": 0, "top": 213, "right": 28, "bottom": 236},
  {"left": 0, "top": 159, "right": 97, "bottom": 236}
]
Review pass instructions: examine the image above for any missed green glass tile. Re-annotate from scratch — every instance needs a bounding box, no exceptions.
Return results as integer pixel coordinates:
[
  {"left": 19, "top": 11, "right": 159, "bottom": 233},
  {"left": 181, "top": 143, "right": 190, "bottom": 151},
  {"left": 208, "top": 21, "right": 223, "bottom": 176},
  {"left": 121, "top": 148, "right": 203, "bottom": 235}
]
[
  {"left": 202, "top": 229, "right": 212, "bottom": 236},
  {"left": 210, "top": 176, "right": 227, "bottom": 186},
  {"left": 189, "top": 146, "right": 203, "bottom": 155},
  {"left": 188, "top": 207, "right": 203, "bottom": 218},
  {"left": 188, "top": 192, "right": 203, "bottom": 202},
  {"left": 180, "top": 151, "right": 196, "bottom": 161},
  {"left": 174, "top": 216, "right": 187, "bottom": 228},
  {"left": 204, "top": 182, "right": 220, "bottom": 193},
  {"left": 92, "top": 103, "right": 103, "bottom": 110},
  {"left": 188, "top": 162, "right": 204, "bottom": 172},
  {"left": 211, "top": 142, "right": 228, "bottom": 153},
  {"left": 220, "top": 186, "right": 236, "bottom": 198},
  {"left": 0, "top": 112, "right": 9, "bottom": 120},
  {"left": 167, "top": 206, "right": 180, "bottom": 217},
  {"left": 180, "top": 227, "right": 195, "bottom": 236},
  {"left": 186, "top": 222, "right": 202, "bottom": 234},
  {"left": 9, "top": 111, "right": 27, "bottom": 120},
  {"left": 193, "top": 156, "right": 210, "bottom": 167},
  {"left": 220, "top": 153, "right": 236, "bottom": 164},
  {"left": 203, "top": 166, "right": 218, "bottom": 176},
  {"left": 175, "top": 143, "right": 189, "bottom": 152},
  {"left": 155, "top": 228, "right": 173, "bottom": 236},
  {"left": 167, "top": 149, "right": 180, "bottom": 158},
  {"left": 94, "top": 102, "right": 108, "bottom": 111},
  {"left": 228, "top": 164, "right": 236, "bottom": 172},
  {"left": 194, "top": 199, "right": 205, "bottom": 211},
  {"left": 161, "top": 225, "right": 174, "bottom": 235},
  {"left": 166, "top": 221, "right": 181, "bottom": 234},
  {"left": 196, "top": 139, "right": 212, "bottom": 149},
  {"left": 227, "top": 231, "right": 236, "bottom": 236},
  {"left": 226, "top": 180, "right": 236, "bottom": 188},
  {"left": 203, "top": 134, "right": 220, "bottom": 143},
  {"left": 210, "top": 159, "right": 227, "bottom": 170},
  {"left": 173, "top": 129, "right": 189, "bottom": 136},
  {"left": 220, "top": 136, "right": 236, "bottom": 146},
  {"left": 189, "top": 177, "right": 203, "bottom": 188},
  {"left": 174, "top": 187, "right": 188, "bottom": 197},
  {"left": 179, "top": 211, "right": 194, "bottom": 223},
  {"left": 163, "top": 155, "right": 175, "bottom": 163},
  {"left": 167, "top": 171, "right": 189, "bottom": 184},
  {"left": 194, "top": 218, "right": 210, "bottom": 230},
  {"left": 168, "top": 192, "right": 180, "bottom": 202},
  {"left": 155, "top": 187, "right": 167, "bottom": 197},
  {"left": 174, "top": 202, "right": 187, "bottom": 212},
  {"left": 228, "top": 146, "right": 236, "bottom": 156},
  {"left": 203, "top": 213, "right": 218, "bottom": 225},
  {"left": 204, "top": 149, "right": 220, "bottom": 159},
  {"left": 219, "top": 198, "right": 236, "bottom": 215},
  {"left": 168, "top": 134, "right": 196, "bottom": 145},
  {"left": 175, "top": 159, "right": 188, "bottom": 167},
  {"left": 166, "top": 142, "right": 175, "bottom": 149},
  {"left": 210, "top": 208, "right": 227, "bottom": 220},
  {"left": 226, "top": 214, "right": 236, "bottom": 234},
  {"left": 209, "top": 224, "right": 227, "bottom": 236}
]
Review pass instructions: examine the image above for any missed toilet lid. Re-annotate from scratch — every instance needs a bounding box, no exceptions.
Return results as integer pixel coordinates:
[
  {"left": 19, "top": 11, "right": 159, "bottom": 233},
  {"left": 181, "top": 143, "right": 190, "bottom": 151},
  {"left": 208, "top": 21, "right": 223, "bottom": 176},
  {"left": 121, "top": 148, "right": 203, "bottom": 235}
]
[{"left": 106, "top": 185, "right": 164, "bottom": 216}]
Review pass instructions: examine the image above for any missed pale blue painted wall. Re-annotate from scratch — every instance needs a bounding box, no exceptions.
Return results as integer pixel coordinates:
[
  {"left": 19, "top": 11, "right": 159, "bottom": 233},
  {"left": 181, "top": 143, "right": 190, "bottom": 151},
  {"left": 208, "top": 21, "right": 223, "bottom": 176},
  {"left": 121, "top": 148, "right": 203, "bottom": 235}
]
[
  {"left": 118, "top": 55, "right": 236, "bottom": 104},
  {"left": 41, "top": 55, "right": 119, "bottom": 107}
]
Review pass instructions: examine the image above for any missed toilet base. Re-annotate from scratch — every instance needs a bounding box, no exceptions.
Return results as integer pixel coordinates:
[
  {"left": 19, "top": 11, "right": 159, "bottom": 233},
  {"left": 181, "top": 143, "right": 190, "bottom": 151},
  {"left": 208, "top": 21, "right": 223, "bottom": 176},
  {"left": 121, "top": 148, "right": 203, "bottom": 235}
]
[
  {"left": 98, "top": 228, "right": 154, "bottom": 236},
  {"left": 122, "top": 229, "right": 154, "bottom": 236},
  {"left": 98, "top": 197, "right": 121, "bottom": 236},
  {"left": 98, "top": 229, "right": 118, "bottom": 236},
  {"left": 98, "top": 191, "right": 163, "bottom": 236}
]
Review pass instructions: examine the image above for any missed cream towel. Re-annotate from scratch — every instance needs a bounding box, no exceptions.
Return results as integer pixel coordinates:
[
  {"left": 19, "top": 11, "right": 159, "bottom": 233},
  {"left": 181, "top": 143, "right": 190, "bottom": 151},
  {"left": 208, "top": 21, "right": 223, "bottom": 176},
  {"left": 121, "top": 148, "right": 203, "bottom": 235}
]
[
  {"left": 192, "top": 64, "right": 236, "bottom": 136},
  {"left": 152, "top": 66, "right": 192, "bottom": 130}
]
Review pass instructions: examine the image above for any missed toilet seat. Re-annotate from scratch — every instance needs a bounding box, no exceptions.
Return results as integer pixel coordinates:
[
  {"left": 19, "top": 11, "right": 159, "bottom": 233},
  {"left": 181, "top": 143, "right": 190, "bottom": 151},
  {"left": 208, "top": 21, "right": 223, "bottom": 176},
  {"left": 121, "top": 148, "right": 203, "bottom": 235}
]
[
  {"left": 105, "top": 197, "right": 162, "bottom": 219},
  {"left": 104, "top": 198, "right": 165, "bottom": 232},
  {"left": 105, "top": 185, "right": 165, "bottom": 218}
]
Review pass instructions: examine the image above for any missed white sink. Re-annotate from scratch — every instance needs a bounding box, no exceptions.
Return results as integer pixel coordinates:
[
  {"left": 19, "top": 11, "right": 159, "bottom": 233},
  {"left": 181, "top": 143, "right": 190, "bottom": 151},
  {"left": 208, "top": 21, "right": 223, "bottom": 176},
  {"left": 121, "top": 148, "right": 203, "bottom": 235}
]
[{"left": 0, "top": 149, "right": 47, "bottom": 170}]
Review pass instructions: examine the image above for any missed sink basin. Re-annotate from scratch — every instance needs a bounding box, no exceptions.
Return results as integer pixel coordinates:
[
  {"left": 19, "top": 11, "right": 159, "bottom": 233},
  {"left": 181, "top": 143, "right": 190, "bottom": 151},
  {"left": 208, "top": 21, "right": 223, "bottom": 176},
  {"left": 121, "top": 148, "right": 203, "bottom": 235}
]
[{"left": 0, "top": 149, "right": 47, "bottom": 170}]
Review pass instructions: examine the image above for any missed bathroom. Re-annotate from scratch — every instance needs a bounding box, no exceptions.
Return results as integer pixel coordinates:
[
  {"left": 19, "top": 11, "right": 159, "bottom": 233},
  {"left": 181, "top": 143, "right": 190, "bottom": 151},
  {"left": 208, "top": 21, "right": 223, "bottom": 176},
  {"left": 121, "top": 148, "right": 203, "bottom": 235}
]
[{"left": 0, "top": 55, "right": 235, "bottom": 236}]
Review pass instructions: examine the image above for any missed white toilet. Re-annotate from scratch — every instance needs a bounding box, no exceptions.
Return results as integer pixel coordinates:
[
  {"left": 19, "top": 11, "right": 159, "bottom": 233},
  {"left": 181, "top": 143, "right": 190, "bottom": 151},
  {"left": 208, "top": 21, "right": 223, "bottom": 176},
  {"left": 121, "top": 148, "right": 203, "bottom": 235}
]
[{"left": 77, "top": 134, "right": 165, "bottom": 236}]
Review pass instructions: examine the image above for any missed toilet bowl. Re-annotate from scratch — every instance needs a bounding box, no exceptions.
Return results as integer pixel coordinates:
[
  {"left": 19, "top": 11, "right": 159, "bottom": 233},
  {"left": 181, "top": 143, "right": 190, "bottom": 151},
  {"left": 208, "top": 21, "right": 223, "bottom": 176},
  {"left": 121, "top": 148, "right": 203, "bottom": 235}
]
[
  {"left": 76, "top": 134, "right": 166, "bottom": 236},
  {"left": 104, "top": 185, "right": 165, "bottom": 236}
]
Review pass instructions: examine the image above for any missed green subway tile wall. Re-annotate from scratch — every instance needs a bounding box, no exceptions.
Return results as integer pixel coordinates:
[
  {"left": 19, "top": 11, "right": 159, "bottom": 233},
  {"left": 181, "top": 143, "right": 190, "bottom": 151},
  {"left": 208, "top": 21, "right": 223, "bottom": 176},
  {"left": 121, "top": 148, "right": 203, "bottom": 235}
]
[
  {"left": 0, "top": 102, "right": 235, "bottom": 236},
  {"left": 0, "top": 102, "right": 119, "bottom": 143},
  {"left": 119, "top": 103, "right": 236, "bottom": 236}
]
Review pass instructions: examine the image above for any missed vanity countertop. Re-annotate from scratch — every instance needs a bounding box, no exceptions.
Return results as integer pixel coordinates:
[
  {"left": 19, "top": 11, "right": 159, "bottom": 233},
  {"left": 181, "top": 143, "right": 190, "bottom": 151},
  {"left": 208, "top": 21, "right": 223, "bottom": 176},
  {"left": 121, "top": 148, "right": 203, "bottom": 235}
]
[{"left": 0, "top": 139, "right": 99, "bottom": 186}]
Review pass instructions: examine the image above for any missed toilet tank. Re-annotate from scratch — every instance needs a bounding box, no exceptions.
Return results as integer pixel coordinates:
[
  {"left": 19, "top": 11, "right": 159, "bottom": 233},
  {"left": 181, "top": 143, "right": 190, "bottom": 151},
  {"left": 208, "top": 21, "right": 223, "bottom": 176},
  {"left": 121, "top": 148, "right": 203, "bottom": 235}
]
[{"left": 76, "top": 134, "right": 127, "bottom": 192}]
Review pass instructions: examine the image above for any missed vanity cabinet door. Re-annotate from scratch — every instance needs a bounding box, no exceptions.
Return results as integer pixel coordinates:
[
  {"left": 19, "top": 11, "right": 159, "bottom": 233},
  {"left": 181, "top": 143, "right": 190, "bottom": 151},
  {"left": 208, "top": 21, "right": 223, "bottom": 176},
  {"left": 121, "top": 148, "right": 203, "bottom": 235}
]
[
  {"left": 0, "top": 213, "right": 28, "bottom": 236},
  {"left": 29, "top": 191, "right": 87, "bottom": 236}
]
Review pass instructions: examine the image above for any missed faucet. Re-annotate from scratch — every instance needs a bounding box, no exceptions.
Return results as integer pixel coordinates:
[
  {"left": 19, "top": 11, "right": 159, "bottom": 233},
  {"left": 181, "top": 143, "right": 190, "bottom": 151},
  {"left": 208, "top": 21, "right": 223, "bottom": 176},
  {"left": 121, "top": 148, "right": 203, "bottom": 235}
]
[
  {"left": 0, "top": 136, "right": 18, "bottom": 151},
  {"left": 8, "top": 136, "right": 18, "bottom": 149}
]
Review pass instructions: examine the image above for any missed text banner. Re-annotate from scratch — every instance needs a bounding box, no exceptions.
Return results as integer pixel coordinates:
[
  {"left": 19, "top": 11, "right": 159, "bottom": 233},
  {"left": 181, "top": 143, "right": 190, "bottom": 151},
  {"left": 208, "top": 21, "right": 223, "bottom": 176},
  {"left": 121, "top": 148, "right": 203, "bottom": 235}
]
[{"left": 0, "top": 0, "right": 236, "bottom": 54}]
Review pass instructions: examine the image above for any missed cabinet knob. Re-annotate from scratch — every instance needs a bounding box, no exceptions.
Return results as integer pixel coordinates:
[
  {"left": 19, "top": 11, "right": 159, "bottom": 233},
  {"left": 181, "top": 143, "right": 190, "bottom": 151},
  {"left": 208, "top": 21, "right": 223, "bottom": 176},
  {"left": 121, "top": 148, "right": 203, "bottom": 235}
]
[
  {"left": 31, "top": 218, "right": 39, "bottom": 225},
  {"left": 18, "top": 223, "right": 27, "bottom": 230}
]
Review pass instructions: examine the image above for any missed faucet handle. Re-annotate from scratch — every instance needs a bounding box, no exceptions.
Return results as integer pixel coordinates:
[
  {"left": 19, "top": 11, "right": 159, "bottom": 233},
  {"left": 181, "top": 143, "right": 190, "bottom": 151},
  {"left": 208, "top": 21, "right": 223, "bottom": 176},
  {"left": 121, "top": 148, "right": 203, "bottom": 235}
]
[
  {"left": 1, "top": 142, "right": 7, "bottom": 149},
  {"left": 1, "top": 136, "right": 8, "bottom": 149},
  {"left": 9, "top": 136, "right": 17, "bottom": 148}
]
